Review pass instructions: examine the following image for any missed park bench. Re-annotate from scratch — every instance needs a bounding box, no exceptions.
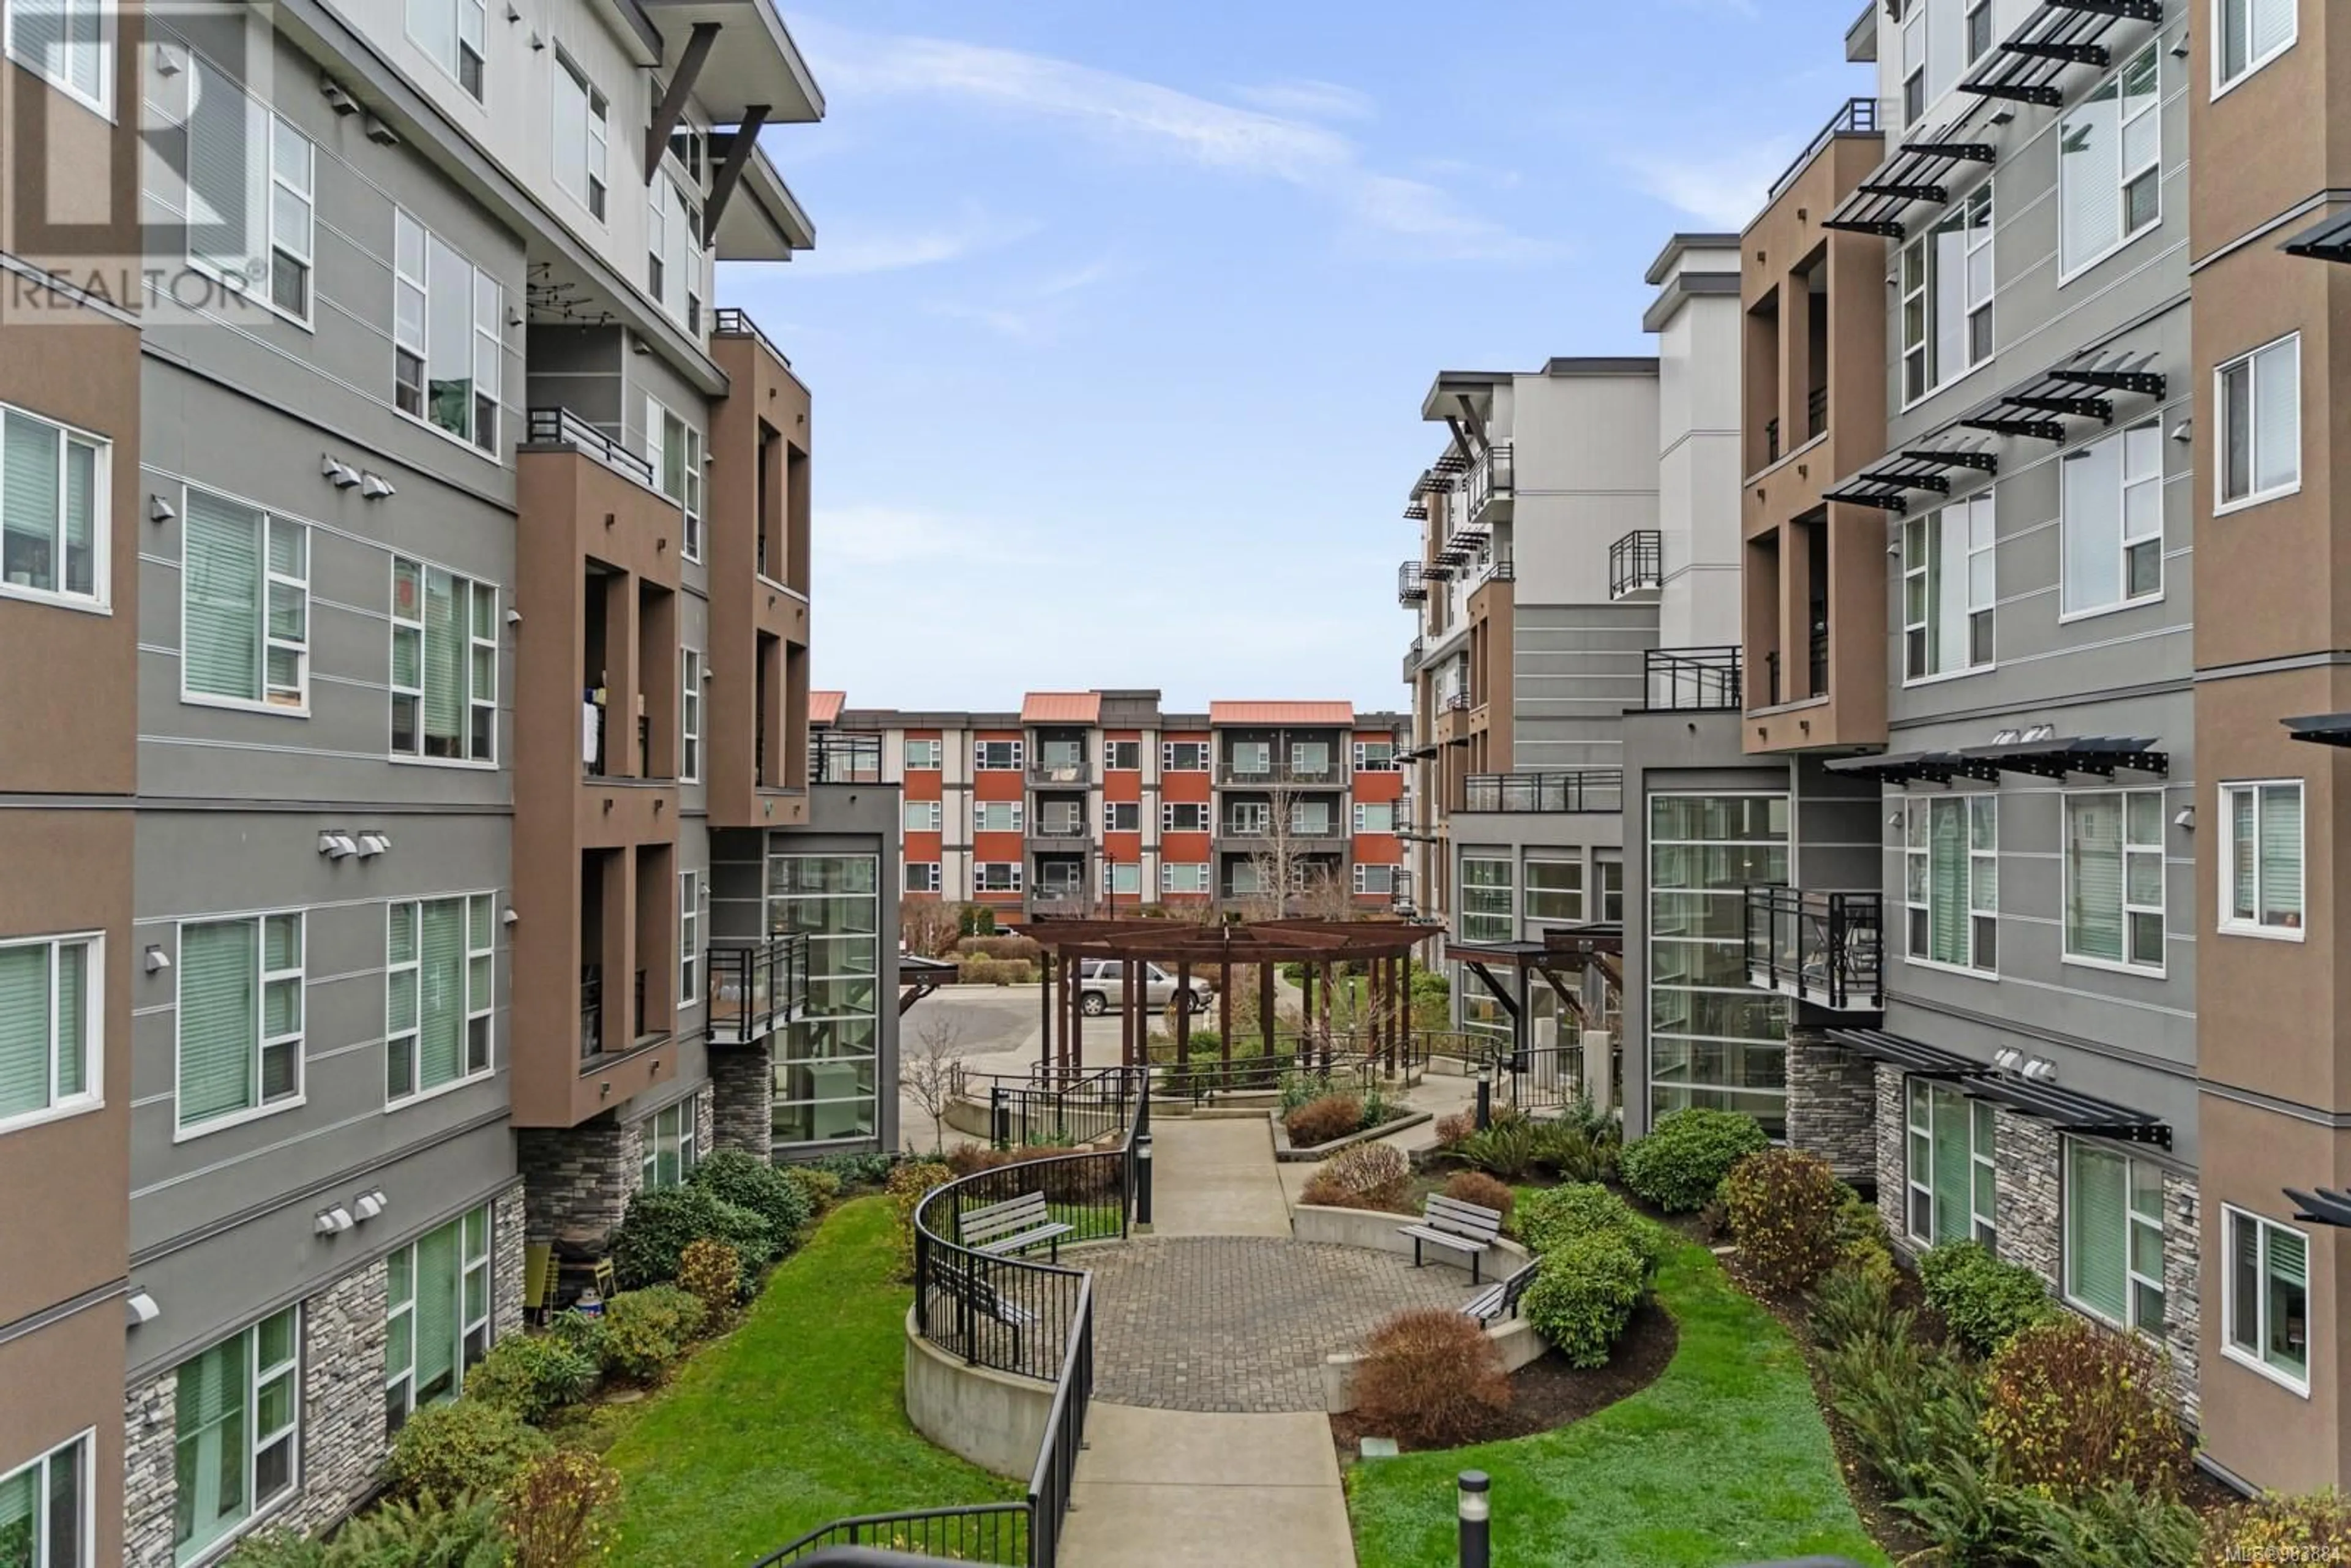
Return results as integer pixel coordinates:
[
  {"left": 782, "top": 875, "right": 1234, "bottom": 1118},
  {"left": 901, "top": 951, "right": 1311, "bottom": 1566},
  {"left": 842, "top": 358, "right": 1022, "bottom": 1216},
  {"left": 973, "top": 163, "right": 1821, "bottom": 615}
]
[
  {"left": 959, "top": 1191, "right": 1074, "bottom": 1261},
  {"left": 1461, "top": 1259, "right": 1539, "bottom": 1323},
  {"left": 932, "top": 1257, "right": 1035, "bottom": 1360},
  {"left": 1398, "top": 1193, "right": 1505, "bottom": 1283}
]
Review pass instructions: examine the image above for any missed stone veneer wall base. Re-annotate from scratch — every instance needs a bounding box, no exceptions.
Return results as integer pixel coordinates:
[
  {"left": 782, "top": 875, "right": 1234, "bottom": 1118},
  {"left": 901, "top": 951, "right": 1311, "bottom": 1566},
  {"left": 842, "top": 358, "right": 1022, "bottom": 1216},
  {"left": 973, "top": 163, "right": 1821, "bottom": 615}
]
[
  {"left": 1786, "top": 1033, "right": 1877, "bottom": 1184},
  {"left": 711, "top": 1041, "right": 776, "bottom": 1159}
]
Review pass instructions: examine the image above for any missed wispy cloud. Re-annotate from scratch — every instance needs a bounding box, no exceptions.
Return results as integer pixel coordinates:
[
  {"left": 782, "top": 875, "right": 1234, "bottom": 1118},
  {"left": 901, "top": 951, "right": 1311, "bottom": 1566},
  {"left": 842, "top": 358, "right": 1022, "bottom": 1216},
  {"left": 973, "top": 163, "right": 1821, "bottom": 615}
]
[
  {"left": 1231, "top": 78, "right": 1376, "bottom": 122},
  {"left": 789, "top": 206, "right": 1039, "bottom": 277},
  {"left": 794, "top": 18, "right": 1553, "bottom": 263},
  {"left": 1622, "top": 140, "right": 1794, "bottom": 228},
  {"left": 925, "top": 255, "right": 1126, "bottom": 340}
]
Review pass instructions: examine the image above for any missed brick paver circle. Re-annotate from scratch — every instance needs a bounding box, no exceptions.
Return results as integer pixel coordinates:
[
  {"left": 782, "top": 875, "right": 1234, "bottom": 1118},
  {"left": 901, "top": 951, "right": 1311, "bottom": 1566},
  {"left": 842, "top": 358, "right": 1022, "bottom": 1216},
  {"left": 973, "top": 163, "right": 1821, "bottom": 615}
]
[{"left": 1082, "top": 1236, "right": 1481, "bottom": 1412}]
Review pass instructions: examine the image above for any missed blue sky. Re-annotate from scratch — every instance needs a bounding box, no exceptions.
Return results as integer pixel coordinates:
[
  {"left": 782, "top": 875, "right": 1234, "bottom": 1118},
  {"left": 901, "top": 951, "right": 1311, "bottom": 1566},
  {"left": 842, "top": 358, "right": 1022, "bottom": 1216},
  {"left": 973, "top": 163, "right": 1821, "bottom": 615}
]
[{"left": 719, "top": 0, "right": 1871, "bottom": 713}]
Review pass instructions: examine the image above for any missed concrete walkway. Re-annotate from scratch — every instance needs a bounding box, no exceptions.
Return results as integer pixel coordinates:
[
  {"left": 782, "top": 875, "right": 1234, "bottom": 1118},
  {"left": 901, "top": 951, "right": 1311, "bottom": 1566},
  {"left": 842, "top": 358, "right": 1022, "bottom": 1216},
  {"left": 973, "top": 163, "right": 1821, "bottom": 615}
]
[{"left": 1059, "top": 1113, "right": 1359, "bottom": 1568}]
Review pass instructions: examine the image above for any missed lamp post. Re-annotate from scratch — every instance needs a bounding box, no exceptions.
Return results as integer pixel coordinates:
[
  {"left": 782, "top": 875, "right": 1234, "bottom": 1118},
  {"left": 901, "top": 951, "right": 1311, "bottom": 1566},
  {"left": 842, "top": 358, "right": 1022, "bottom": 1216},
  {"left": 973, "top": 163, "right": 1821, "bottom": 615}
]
[
  {"left": 1134, "top": 1130, "right": 1153, "bottom": 1228},
  {"left": 1474, "top": 1055, "right": 1493, "bottom": 1131},
  {"left": 1457, "top": 1470, "right": 1490, "bottom": 1568}
]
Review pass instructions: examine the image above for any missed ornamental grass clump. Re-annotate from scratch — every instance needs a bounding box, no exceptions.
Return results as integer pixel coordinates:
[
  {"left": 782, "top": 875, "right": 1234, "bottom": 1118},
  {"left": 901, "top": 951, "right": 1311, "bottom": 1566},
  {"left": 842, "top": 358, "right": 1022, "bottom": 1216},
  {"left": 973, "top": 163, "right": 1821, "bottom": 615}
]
[
  {"left": 1300, "top": 1142, "right": 1414, "bottom": 1213},
  {"left": 1979, "top": 1317, "right": 2190, "bottom": 1502},
  {"left": 1440, "top": 1171, "right": 1516, "bottom": 1225},
  {"left": 1720, "top": 1147, "right": 1844, "bottom": 1293},
  {"left": 1284, "top": 1093, "right": 1365, "bottom": 1148},
  {"left": 1618, "top": 1108, "right": 1769, "bottom": 1214},
  {"left": 1350, "top": 1308, "right": 1512, "bottom": 1449}
]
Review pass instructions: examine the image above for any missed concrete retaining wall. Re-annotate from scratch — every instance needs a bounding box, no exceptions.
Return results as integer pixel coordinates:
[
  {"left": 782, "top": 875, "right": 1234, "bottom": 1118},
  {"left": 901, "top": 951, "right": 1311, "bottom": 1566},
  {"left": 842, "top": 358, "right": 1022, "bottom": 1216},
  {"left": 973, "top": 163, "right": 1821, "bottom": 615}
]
[
  {"left": 1322, "top": 1316, "right": 1549, "bottom": 1414},
  {"left": 1289, "top": 1204, "right": 1531, "bottom": 1283},
  {"left": 902, "top": 1307, "right": 1055, "bottom": 1480}
]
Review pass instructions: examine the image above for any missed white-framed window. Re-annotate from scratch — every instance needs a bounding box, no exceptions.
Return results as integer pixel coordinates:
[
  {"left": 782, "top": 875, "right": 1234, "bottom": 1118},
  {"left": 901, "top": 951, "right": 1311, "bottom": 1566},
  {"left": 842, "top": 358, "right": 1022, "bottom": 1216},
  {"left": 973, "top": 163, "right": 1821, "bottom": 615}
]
[
  {"left": 390, "top": 557, "right": 497, "bottom": 764},
  {"left": 384, "top": 895, "right": 494, "bottom": 1105},
  {"left": 1290, "top": 740, "right": 1330, "bottom": 775},
  {"left": 1903, "top": 493, "right": 1994, "bottom": 681},
  {"left": 1354, "top": 738, "right": 1398, "bottom": 771},
  {"left": 1, "top": 403, "right": 107, "bottom": 610},
  {"left": 903, "top": 738, "right": 943, "bottom": 770},
  {"left": 1900, "top": 0, "right": 1927, "bottom": 122},
  {"left": 1104, "top": 801, "right": 1139, "bottom": 833},
  {"left": 1524, "top": 859, "right": 1583, "bottom": 923},
  {"left": 679, "top": 870, "right": 702, "bottom": 1009},
  {"left": 646, "top": 397, "right": 704, "bottom": 558},
  {"left": 1352, "top": 863, "right": 1395, "bottom": 896},
  {"left": 1905, "top": 795, "right": 1997, "bottom": 974},
  {"left": 174, "top": 1306, "right": 299, "bottom": 1562},
  {"left": 181, "top": 487, "right": 307, "bottom": 713},
  {"left": 1290, "top": 800, "right": 1333, "bottom": 836},
  {"left": 1964, "top": 0, "right": 1993, "bottom": 64},
  {"left": 2063, "top": 789, "right": 2166, "bottom": 973},
  {"left": 1226, "top": 801, "right": 1270, "bottom": 837},
  {"left": 0, "top": 931, "right": 102, "bottom": 1134},
  {"left": 1905, "top": 1079, "right": 1997, "bottom": 1247},
  {"left": 1460, "top": 857, "right": 1513, "bottom": 943},
  {"left": 2224, "top": 1206, "right": 2310, "bottom": 1393},
  {"left": 2060, "top": 42, "right": 2162, "bottom": 280},
  {"left": 1228, "top": 740, "right": 1272, "bottom": 776},
  {"left": 904, "top": 862, "right": 941, "bottom": 894},
  {"left": 176, "top": 913, "right": 302, "bottom": 1135},
  {"left": 2064, "top": 1139, "right": 2167, "bottom": 1335},
  {"left": 641, "top": 1098, "right": 697, "bottom": 1190},
  {"left": 974, "top": 801, "right": 1022, "bottom": 833},
  {"left": 6, "top": 0, "right": 111, "bottom": 114},
  {"left": 1901, "top": 181, "right": 1994, "bottom": 405},
  {"left": 1103, "top": 862, "right": 1142, "bottom": 896},
  {"left": 680, "top": 649, "right": 702, "bottom": 782},
  {"left": 974, "top": 740, "right": 1024, "bottom": 770},
  {"left": 0, "top": 1429, "right": 90, "bottom": 1567},
  {"left": 2221, "top": 780, "right": 2304, "bottom": 938},
  {"left": 1353, "top": 801, "right": 1395, "bottom": 834},
  {"left": 406, "top": 0, "right": 486, "bottom": 97},
  {"left": 1161, "top": 863, "right": 1210, "bottom": 894},
  {"left": 1163, "top": 741, "right": 1209, "bottom": 771},
  {"left": 974, "top": 863, "right": 1022, "bottom": 893},
  {"left": 2218, "top": 334, "right": 2301, "bottom": 511},
  {"left": 1227, "top": 860, "right": 1264, "bottom": 897},
  {"left": 648, "top": 174, "right": 705, "bottom": 332},
  {"left": 384, "top": 1205, "right": 490, "bottom": 1431},
  {"left": 1599, "top": 858, "right": 1624, "bottom": 923},
  {"left": 2214, "top": 0, "right": 2296, "bottom": 94},
  {"left": 2060, "top": 419, "right": 2164, "bottom": 617},
  {"left": 904, "top": 800, "right": 942, "bottom": 833},
  {"left": 392, "top": 211, "right": 501, "bottom": 453},
  {"left": 1106, "top": 740, "right": 1141, "bottom": 771},
  {"left": 1163, "top": 801, "right": 1209, "bottom": 833},
  {"left": 552, "top": 51, "right": 608, "bottom": 220}
]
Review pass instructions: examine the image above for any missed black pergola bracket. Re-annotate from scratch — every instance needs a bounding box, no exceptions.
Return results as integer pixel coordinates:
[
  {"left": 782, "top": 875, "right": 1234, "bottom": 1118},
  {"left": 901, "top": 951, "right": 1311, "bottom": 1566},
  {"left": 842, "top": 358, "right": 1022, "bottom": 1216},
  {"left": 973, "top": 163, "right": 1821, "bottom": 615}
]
[
  {"left": 2053, "top": 0, "right": 2162, "bottom": 19},
  {"left": 1862, "top": 469, "right": 1948, "bottom": 494},
  {"left": 1960, "top": 82, "right": 2066, "bottom": 107},
  {"left": 1901, "top": 140, "right": 1996, "bottom": 163},
  {"left": 2011, "top": 394, "right": 2115, "bottom": 421},
  {"left": 1823, "top": 219, "right": 1908, "bottom": 239},
  {"left": 1859, "top": 181, "right": 1948, "bottom": 203},
  {"left": 1904, "top": 449, "right": 2000, "bottom": 473},
  {"left": 1962, "top": 417, "right": 2068, "bottom": 443},
  {"left": 1824, "top": 490, "right": 1909, "bottom": 514},
  {"left": 2001, "top": 39, "right": 2109, "bottom": 66}
]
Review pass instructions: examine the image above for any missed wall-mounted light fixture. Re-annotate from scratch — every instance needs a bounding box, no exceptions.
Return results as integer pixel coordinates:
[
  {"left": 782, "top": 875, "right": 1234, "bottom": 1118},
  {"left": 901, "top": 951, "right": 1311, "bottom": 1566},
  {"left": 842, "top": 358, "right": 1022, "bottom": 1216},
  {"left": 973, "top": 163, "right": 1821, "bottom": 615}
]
[
  {"left": 126, "top": 1291, "right": 160, "bottom": 1327},
  {"left": 360, "top": 473, "right": 396, "bottom": 500},
  {"left": 365, "top": 114, "right": 401, "bottom": 146},
  {"left": 313, "top": 1206, "right": 355, "bottom": 1236},
  {"left": 320, "top": 831, "right": 359, "bottom": 859},
  {"left": 319, "top": 74, "right": 358, "bottom": 114},
  {"left": 353, "top": 1190, "right": 388, "bottom": 1221},
  {"left": 501, "top": 907, "right": 520, "bottom": 925},
  {"left": 144, "top": 945, "right": 171, "bottom": 974},
  {"left": 356, "top": 831, "right": 392, "bottom": 857},
  {"left": 506, "top": 607, "right": 523, "bottom": 626},
  {"left": 2173, "top": 806, "right": 2196, "bottom": 831},
  {"left": 149, "top": 494, "right": 176, "bottom": 525},
  {"left": 322, "top": 456, "right": 361, "bottom": 489}
]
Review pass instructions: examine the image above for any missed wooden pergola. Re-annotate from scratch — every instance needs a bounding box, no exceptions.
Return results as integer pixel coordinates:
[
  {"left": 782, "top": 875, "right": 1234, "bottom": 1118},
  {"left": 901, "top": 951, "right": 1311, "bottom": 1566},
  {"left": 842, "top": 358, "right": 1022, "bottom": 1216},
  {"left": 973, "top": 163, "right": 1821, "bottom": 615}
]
[{"left": 1013, "top": 917, "right": 1445, "bottom": 1075}]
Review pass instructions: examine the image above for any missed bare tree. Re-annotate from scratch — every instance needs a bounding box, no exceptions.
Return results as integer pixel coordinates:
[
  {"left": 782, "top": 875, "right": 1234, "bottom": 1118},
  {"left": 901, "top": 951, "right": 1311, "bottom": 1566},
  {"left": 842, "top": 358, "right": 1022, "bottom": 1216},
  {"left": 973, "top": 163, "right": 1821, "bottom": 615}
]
[
  {"left": 898, "top": 1013, "right": 973, "bottom": 1154},
  {"left": 900, "top": 899, "right": 962, "bottom": 960}
]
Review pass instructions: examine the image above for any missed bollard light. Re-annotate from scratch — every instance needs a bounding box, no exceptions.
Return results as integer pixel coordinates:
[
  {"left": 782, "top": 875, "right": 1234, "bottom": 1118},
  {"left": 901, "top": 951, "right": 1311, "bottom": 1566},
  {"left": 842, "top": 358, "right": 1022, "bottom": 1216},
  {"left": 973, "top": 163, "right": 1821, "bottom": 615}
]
[
  {"left": 1474, "top": 1056, "right": 1494, "bottom": 1132},
  {"left": 1134, "top": 1131, "right": 1154, "bottom": 1227},
  {"left": 1457, "top": 1469, "right": 1491, "bottom": 1568}
]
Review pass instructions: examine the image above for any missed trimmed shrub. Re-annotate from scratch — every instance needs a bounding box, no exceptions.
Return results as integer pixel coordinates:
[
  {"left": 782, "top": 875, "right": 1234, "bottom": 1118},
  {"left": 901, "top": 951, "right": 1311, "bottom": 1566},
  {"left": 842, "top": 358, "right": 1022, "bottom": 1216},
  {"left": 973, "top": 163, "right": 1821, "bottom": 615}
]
[
  {"left": 1351, "top": 1308, "right": 1512, "bottom": 1448},
  {"left": 809, "top": 1150, "right": 900, "bottom": 1188},
  {"left": 1920, "top": 1240, "right": 2055, "bottom": 1357},
  {"left": 1441, "top": 1171, "right": 1516, "bottom": 1224},
  {"left": 457, "top": 1333, "right": 597, "bottom": 1424},
  {"left": 2204, "top": 1491, "right": 2351, "bottom": 1568},
  {"left": 887, "top": 1160, "right": 953, "bottom": 1281},
  {"left": 1523, "top": 1231, "right": 1647, "bottom": 1368},
  {"left": 544, "top": 1308, "right": 604, "bottom": 1366},
  {"left": 956, "top": 955, "right": 1038, "bottom": 986},
  {"left": 326, "top": 1492, "right": 506, "bottom": 1567},
  {"left": 782, "top": 1164, "right": 841, "bottom": 1213},
  {"left": 1720, "top": 1147, "right": 1844, "bottom": 1294},
  {"left": 1513, "top": 1183, "right": 1661, "bottom": 1273},
  {"left": 688, "top": 1148, "right": 813, "bottom": 1246},
  {"left": 503, "top": 1449, "right": 623, "bottom": 1568},
  {"left": 1283, "top": 1093, "right": 1365, "bottom": 1148},
  {"left": 1453, "top": 1118, "right": 1540, "bottom": 1180},
  {"left": 1432, "top": 1111, "right": 1474, "bottom": 1148},
  {"left": 1300, "top": 1142, "right": 1414, "bottom": 1213},
  {"left": 1981, "top": 1318, "right": 2189, "bottom": 1502},
  {"left": 1832, "top": 1188, "right": 1899, "bottom": 1289},
  {"left": 678, "top": 1238, "right": 744, "bottom": 1324},
  {"left": 384, "top": 1399, "right": 552, "bottom": 1502},
  {"left": 1619, "top": 1108, "right": 1769, "bottom": 1214},
  {"left": 607, "top": 1186, "right": 774, "bottom": 1289},
  {"left": 598, "top": 1285, "right": 708, "bottom": 1383},
  {"left": 954, "top": 934, "right": 1043, "bottom": 962}
]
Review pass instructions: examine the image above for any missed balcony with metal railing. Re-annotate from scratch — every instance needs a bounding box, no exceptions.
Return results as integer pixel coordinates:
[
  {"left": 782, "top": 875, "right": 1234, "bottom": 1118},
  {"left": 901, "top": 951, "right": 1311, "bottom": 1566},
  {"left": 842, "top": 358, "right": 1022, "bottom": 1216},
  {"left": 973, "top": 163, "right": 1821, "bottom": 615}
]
[
  {"left": 1462, "top": 769, "right": 1625, "bottom": 814},
  {"left": 707, "top": 934, "right": 810, "bottom": 1046},
  {"left": 1643, "top": 646, "right": 1742, "bottom": 712},
  {"left": 525, "top": 406, "right": 657, "bottom": 489},
  {"left": 1744, "top": 887, "right": 1882, "bottom": 1012},
  {"left": 1463, "top": 440, "right": 1513, "bottom": 519},
  {"left": 809, "top": 730, "right": 883, "bottom": 784},
  {"left": 1609, "top": 530, "right": 1662, "bottom": 600},
  {"left": 1397, "top": 560, "right": 1428, "bottom": 604},
  {"left": 1767, "top": 96, "right": 1880, "bottom": 203}
]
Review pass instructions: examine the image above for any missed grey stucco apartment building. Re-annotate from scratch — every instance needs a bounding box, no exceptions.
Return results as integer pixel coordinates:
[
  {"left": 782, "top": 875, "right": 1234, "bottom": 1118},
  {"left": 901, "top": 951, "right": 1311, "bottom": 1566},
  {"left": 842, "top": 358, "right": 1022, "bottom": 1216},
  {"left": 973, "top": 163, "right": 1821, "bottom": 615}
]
[{"left": 0, "top": 0, "right": 897, "bottom": 1558}]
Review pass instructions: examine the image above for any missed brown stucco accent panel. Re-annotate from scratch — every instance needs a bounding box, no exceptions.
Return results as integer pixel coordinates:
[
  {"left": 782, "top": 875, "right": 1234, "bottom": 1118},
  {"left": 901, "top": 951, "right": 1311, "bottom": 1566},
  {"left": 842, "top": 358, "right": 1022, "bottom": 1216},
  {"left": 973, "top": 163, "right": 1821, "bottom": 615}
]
[
  {"left": 2187, "top": 6, "right": 2344, "bottom": 260},
  {"left": 1467, "top": 579, "right": 1513, "bottom": 774},
  {"left": 0, "top": 1302, "right": 125, "bottom": 1562}
]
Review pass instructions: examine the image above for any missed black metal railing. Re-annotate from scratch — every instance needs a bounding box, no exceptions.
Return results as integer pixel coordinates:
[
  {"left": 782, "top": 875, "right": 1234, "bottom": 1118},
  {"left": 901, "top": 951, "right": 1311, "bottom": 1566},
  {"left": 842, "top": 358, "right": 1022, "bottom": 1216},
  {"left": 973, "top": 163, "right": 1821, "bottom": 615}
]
[
  {"left": 1483, "top": 544, "right": 1515, "bottom": 582},
  {"left": 1026, "top": 760, "right": 1089, "bottom": 786},
  {"left": 713, "top": 306, "right": 793, "bottom": 369},
  {"left": 1644, "top": 646, "right": 1742, "bottom": 711},
  {"left": 1763, "top": 650, "right": 1782, "bottom": 708},
  {"left": 965, "top": 1065, "right": 1143, "bottom": 1149},
  {"left": 1465, "top": 440, "right": 1513, "bottom": 517},
  {"left": 1744, "top": 887, "right": 1883, "bottom": 1011},
  {"left": 1442, "top": 692, "right": 1471, "bottom": 713},
  {"left": 523, "top": 406, "right": 656, "bottom": 487},
  {"left": 1764, "top": 416, "right": 1781, "bottom": 466},
  {"left": 1213, "top": 762, "right": 1346, "bottom": 786},
  {"left": 1506, "top": 1040, "right": 1588, "bottom": 1116},
  {"left": 579, "top": 967, "right": 602, "bottom": 1060},
  {"left": 1808, "top": 623, "right": 1829, "bottom": 697},
  {"left": 1807, "top": 383, "right": 1830, "bottom": 440},
  {"left": 1768, "top": 96, "right": 1880, "bottom": 201},
  {"left": 1027, "top": 816, "right": 1089, "bottom": 841},
  {"left": 754, "top": 1506, "right": 1030, "bottom": 1567},
  {"left": 1462, "top": 769, "right": 1625, "bottom": 814},
  {"left": 1609, "top": 530, "right": 1662, "bottom": 599},
  {"left": 632, "top": 966, "right": 647, "bottom": 1040},
  {"left": 1398, "top": 560, "right": 1428, "bottom": 604},
  {"left": 707, "top": 934, "right": 809, "bottom": 1045},
  {"left": 811, "top": 730, "right": 883, "bottom": 783}
]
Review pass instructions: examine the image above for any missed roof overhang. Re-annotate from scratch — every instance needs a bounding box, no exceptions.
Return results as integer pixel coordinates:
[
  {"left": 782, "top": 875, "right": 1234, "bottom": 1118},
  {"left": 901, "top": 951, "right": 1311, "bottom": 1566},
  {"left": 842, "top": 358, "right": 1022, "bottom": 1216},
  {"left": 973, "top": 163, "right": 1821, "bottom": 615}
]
[
  {"left": 2284, "top": 712, "right": 2351, "bottom": 748},
  {"left": 1828, "top": 1029, "right": 2169, "bottom": 1148},
  {"left": 2287, "top": 1187, "right": 2351, "bottom": 1228},
  {"left": 2283, "top": 208, "right": 2351, "bottom": 265},
  {"left": 711, "top": 141, "right": 813, "bottom": 260},
  {"left": 641, "top": 0, "right": 825, "bottom": 124}
]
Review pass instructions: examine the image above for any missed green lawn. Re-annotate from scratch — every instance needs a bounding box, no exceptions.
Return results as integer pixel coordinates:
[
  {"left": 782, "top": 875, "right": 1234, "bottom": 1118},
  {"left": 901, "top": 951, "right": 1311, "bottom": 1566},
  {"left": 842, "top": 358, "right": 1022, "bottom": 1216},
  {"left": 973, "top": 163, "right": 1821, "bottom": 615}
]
[
  {"left": 1345, "top": 1234, "right": 1886, "bottom": 1568},
  {"left": 604, "top": 1196, "right": 1019, "bottom": 1566}
]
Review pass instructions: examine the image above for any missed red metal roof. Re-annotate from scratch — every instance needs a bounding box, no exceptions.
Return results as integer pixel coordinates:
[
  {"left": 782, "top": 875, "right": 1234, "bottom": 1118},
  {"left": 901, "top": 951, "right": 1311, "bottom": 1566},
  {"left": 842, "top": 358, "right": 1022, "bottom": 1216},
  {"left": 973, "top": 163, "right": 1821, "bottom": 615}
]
[
  {"left": 1021, "top": 691, "right": 1102, "bottom": 724},
  {"left": 810, "top": 691, "right": 845, "bottom": 726},
  {"left": 1208, "top": 701, "right": 1354, "bottom": 727}
]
